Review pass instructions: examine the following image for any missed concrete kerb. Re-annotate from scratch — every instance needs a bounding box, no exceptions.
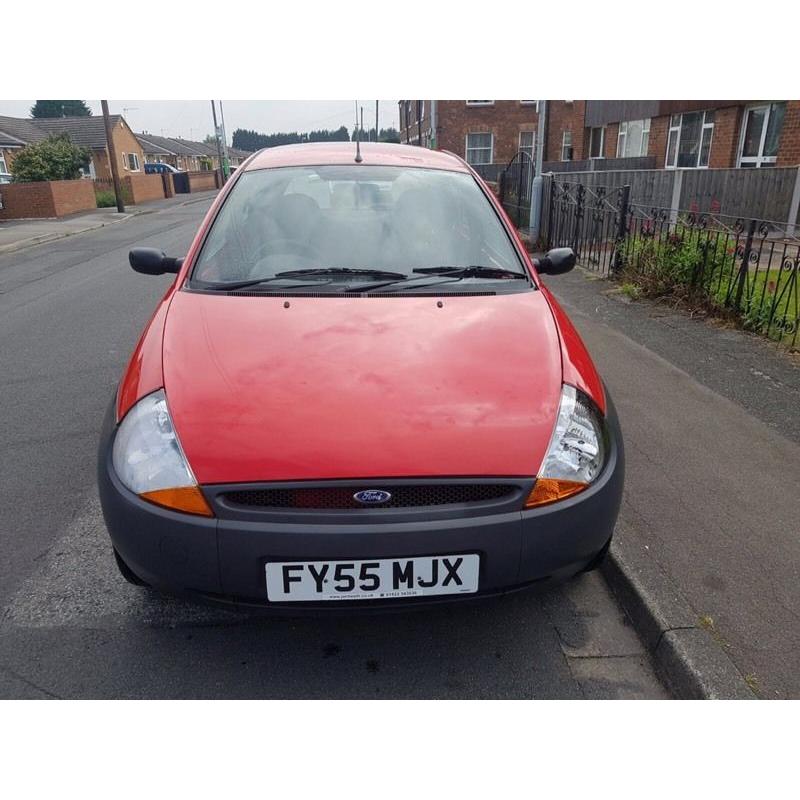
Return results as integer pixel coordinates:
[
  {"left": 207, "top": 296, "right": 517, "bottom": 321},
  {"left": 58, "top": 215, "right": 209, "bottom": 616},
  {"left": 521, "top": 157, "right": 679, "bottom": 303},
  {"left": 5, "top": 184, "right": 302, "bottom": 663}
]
[{"left": 601, "top": 532, "right": 755, "bottom": 699}]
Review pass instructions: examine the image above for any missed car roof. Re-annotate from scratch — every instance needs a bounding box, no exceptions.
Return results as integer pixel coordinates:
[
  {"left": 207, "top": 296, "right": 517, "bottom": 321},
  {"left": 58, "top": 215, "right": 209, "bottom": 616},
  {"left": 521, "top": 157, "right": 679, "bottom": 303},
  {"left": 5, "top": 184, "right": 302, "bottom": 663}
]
[{"left": 244, "top": 142, "right": 470, "bottom": 173}]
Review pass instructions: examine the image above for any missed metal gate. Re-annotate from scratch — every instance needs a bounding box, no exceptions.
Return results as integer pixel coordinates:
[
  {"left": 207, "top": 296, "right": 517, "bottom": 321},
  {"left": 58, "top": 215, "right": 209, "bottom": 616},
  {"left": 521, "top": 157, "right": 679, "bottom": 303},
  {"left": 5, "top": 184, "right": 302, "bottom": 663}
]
[
  {"left": 498, "top": 151, "right": 534, "bottom": 230},
  {"left": 542, "top": 177, "right": 630, "bottom": 274}
]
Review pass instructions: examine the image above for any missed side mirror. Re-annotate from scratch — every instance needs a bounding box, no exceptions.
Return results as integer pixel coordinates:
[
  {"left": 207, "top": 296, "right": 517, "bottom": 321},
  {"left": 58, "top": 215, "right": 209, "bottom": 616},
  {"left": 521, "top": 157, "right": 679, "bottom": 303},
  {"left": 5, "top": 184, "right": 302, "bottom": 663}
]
[
  {"left": 534, "top": 247, "right": 576, "bottom": 276},
  {"left": 129, "top": 247, "right": 183, "bottom": 275}
]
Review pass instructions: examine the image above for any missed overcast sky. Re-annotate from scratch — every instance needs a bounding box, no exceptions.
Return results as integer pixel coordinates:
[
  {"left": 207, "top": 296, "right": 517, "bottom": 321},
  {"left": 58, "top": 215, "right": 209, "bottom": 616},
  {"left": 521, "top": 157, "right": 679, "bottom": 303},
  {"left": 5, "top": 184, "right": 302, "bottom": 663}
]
[{"left": 0, "top": 100, "right": 400, "bottom": 143}]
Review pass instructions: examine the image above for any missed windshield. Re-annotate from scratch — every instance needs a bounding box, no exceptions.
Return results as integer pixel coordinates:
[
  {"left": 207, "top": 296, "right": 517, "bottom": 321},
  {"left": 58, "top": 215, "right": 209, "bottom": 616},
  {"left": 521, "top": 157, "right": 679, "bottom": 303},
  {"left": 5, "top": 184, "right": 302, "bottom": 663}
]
[{"left": 191, "top": 165, "right": 525, "bottom": 287}]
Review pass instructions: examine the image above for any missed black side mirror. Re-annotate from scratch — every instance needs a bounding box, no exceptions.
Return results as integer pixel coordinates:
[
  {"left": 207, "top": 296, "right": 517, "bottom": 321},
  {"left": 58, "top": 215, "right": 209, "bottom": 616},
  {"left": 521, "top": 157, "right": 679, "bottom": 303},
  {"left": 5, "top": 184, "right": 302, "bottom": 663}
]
[
  {"left": 129, "top": 247, "right": 183, "bottom": 275},
  {"left": 534, "top": 247, "right": 576, "bottom": 275}
]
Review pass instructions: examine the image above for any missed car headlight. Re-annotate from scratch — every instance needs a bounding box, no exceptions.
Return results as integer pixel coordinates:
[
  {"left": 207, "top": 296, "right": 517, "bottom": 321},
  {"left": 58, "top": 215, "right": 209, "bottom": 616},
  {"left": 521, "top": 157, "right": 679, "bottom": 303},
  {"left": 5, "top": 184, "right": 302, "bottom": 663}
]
[
  {"left": 112, "top": 389, "right": 213, "bottom": 516},
  {"left": 525, "top": 384, "right": 607, "bottom": 508}
]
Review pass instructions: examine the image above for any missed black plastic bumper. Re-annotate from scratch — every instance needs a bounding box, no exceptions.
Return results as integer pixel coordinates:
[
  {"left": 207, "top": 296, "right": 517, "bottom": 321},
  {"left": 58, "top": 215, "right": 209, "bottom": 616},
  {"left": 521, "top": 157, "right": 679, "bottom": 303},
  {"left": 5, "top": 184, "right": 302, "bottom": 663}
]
[{"left": 97, "top": 392, "right": 624, "bottom": 612}]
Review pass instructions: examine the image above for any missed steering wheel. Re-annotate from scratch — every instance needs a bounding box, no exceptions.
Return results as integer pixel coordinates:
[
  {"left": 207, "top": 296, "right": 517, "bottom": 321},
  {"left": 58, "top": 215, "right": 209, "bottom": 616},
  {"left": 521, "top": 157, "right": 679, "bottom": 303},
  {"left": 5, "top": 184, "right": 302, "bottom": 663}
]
[{"left": 252, "top": 236, "right": 322, "bottom": 262}]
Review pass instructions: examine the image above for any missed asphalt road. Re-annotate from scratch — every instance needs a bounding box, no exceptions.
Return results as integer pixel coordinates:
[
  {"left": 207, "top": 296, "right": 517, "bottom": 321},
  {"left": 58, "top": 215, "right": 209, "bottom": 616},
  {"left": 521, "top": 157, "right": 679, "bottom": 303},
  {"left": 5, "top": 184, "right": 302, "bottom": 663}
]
[{"left": 0, "top": 198, "right": 666, "bottom": 699}]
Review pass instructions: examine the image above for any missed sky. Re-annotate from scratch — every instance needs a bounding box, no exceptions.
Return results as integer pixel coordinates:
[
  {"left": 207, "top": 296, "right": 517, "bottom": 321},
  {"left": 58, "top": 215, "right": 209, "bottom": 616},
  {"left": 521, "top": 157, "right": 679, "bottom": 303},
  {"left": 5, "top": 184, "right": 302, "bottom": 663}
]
[{"left": 0, "top": 100, "right": 400, "bottom": 143}]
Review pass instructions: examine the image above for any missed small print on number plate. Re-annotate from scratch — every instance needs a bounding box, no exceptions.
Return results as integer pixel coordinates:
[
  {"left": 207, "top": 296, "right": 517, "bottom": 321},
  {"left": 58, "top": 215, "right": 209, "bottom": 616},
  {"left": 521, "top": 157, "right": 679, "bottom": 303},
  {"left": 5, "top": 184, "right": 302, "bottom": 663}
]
[{"left": 265, "top": 554, "right": 480, "bottom": 602}]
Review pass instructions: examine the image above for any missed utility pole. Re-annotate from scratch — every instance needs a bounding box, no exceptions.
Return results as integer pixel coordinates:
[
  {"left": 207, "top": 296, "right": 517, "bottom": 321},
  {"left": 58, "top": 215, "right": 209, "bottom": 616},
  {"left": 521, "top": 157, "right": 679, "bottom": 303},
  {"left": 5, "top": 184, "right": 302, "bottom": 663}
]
[
  {"left": 211, "top": 101, "right": 225, "bottom": 185},
  {"left": 360, "top": 106, "right": 364, "bottom": 142},
  {"left": 418, "top": 101, "right": 422, "bottom": 146},
  {"left": 219, "top": 101, "right": 231, "bottom": 179},
  {"left": 101, "top": 100, "right": 125, "bottom": 214},
  {"left": 375, "top": 100, "right": 379, "bottom": 143}
]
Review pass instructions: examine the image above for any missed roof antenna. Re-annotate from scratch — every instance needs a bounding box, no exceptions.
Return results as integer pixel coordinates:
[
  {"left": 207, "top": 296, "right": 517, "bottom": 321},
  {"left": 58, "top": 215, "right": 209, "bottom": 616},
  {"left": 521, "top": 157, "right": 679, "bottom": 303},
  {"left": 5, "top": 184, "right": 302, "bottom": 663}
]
[{"left": 355, "top": 103, "right": 363, "bottom": 163}]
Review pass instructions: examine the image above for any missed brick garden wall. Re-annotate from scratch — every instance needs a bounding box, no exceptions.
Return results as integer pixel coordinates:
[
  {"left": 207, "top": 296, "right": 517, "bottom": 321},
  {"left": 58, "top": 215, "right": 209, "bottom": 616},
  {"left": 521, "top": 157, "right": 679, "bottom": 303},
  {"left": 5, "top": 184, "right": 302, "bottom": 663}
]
[
  {"left": 0, "top": 179, "right": 96, "bottom": 220},
  {"left": 187, "top": 171, "right": 219, "bottom": 192},
  {"left": 123, "top": 173, "right": 166, "bottom": 204}
]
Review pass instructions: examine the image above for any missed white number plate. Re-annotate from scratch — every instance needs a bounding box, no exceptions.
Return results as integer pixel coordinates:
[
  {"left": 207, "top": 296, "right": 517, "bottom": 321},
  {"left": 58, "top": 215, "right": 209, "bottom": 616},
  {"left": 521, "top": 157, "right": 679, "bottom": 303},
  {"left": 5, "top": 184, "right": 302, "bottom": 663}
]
[{"left": 265, "top": 554, "right": 480, "bottom": 602}]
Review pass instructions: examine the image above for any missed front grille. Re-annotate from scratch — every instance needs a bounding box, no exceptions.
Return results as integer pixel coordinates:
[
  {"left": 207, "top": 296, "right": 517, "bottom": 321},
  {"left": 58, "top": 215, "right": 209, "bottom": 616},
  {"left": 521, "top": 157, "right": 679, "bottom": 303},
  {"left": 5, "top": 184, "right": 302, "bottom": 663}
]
[{"left": 222, "top": 483, "right": 518, "bottom": 511}]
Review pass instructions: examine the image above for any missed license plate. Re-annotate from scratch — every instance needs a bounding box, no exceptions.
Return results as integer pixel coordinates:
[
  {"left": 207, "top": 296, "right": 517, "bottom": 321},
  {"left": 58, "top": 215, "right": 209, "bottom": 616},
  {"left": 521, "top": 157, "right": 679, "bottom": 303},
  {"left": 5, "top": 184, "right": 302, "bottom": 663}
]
[{"left": 265, "top": 554, "right": 480, "bottom": 602}]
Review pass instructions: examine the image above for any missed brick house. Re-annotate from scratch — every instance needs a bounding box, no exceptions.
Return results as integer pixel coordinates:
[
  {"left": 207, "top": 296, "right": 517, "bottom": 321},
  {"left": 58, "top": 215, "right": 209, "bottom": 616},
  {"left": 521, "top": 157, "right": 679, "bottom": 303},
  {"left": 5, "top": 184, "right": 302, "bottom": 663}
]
[
  {"left": 0, "top": 114, "right": 145, "bottom": 180},
  {"left": 135, "top": 132, "right": 206, "bottom": 171},
  {"left": 399, "top": 100, "right": 539, "bottom": 173},
  {"left": 398, "top": 100, "right": 800, "bottom": 172}
]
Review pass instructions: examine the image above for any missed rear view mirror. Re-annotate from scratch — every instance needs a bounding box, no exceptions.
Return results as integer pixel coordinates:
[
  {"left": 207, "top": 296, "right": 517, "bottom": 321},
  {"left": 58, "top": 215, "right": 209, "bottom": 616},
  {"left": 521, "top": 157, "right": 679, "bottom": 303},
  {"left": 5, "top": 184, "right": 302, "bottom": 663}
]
[
  {"left": 129, "top": 247, "right": 183, "bottom": 275},
  {"left": 535, "top": 247, "right": 576, "bottom": 275}
]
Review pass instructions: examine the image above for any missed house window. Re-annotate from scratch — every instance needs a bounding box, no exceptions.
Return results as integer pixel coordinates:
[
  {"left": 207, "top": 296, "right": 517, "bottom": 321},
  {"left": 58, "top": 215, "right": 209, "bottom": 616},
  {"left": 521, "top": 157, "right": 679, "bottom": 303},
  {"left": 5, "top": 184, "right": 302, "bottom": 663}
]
[
  {"left": 465, "top": 132, "right": 493, "bottom": 165},
  {"left": 519, "top": 130, "right": 536, "bottom": 160},
  {"left": 589, "top": 126, "right": 605, "bottom": 159},
  {"left": 0, "top": 152, "right": 7, "bottom": 174},
  {"left": 561, "top": 130, "right": 573, "bottom": 161},
  {"left": 616, "top": 119, "right": 651, "bottom": 158},
  {"left": 520, "top": 101, "right": 539, "bottom": 112},
  {"left": 466, "top": 100, "right": 494, "bottom": 106},
  {"left": 127, "top": 152, "right": 140, "bottom": 171},
  {"left": 666, "top": 110, "right": 714, "bottom": 169},
  {"left": 418, "top": 100, "right": 425, "bottom": 122},
  {"left": 739, "top": 103, "right": 786, "bottom": 168}
]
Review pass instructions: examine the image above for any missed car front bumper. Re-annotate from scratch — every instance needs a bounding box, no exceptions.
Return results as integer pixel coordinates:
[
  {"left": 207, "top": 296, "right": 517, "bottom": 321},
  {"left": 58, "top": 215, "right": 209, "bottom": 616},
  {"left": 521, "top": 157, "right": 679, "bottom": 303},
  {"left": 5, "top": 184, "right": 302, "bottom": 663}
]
[{"left": 97, "top": 394, "right": 624, "bottom": 612}]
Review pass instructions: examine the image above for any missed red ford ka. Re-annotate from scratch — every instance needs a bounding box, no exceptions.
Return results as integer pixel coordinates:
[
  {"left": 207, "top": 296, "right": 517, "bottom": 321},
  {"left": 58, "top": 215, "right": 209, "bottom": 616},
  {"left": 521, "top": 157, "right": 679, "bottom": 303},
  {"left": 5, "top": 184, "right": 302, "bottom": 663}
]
[{"left": 98, "top": 142, "right": 623, "bottom": 610}]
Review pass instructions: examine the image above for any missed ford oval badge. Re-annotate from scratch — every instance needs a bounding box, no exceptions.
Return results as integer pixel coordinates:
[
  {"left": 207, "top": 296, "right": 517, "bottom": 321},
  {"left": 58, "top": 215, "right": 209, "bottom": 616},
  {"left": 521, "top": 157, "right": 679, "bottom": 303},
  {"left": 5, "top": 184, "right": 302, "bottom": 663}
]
[{"left": 353, "top": 489, "right": 392, "bottom": 504}]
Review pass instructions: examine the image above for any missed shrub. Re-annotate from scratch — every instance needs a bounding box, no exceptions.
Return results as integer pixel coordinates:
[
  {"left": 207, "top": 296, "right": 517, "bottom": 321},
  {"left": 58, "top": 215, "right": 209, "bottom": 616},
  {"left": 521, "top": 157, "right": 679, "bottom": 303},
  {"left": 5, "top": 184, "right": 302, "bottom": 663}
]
[
  {"left": 11, "top": 134, "right": 91, "bottom": 183},
  {"left": 622, "top": 226, "right": 735, "bottom": 301},
  {"left": 95, "top": 190, "right": 117, "bottom": 208}
]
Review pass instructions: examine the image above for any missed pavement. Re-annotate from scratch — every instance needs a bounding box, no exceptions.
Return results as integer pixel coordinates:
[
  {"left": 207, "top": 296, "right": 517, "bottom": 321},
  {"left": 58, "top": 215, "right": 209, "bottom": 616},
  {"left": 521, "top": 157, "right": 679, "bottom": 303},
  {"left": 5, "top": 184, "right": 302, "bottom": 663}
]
[
  {"left": 0, "top": 191, "right": 218, "bottom": 255},
  {"left": 543, "top": 268, "right": 800, "bottom": 699},
  {"left": 0, "top": 199, "right": 666, "bottom": 699}
]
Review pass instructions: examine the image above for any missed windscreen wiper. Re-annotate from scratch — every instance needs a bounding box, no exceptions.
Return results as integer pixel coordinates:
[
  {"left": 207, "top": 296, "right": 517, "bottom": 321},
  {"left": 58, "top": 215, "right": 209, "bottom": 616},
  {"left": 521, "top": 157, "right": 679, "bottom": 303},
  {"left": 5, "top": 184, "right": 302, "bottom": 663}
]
[
  {"left": 412, "top": 265, "right": 528, "bottom": 279},
  {"left": 275, "top": 267, "right": 408, "bottom": 280},
  {"left": 197, "top": 275, "right": 336, "bottom": 291}
]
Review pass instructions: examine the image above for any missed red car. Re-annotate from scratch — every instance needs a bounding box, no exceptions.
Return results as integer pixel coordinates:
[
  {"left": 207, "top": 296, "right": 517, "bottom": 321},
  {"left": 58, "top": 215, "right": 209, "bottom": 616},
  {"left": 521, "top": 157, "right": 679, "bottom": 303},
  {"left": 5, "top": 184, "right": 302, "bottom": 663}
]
[{"left": 98, "top": 142, "right": 623, "bottom": 610}]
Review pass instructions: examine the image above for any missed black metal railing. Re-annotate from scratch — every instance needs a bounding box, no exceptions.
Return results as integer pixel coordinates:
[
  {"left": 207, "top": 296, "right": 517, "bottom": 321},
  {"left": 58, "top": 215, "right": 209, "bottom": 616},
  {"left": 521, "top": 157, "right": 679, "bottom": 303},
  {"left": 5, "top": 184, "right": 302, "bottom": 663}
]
[
  {"left": 499, "top": 151, "right": 534, "bottom": 230},
  {"left": 471, "top": 163, "right": 505, "bottom": 183},
  {"left": 543, "top": 177, "right": 800, "bottom": 348}
]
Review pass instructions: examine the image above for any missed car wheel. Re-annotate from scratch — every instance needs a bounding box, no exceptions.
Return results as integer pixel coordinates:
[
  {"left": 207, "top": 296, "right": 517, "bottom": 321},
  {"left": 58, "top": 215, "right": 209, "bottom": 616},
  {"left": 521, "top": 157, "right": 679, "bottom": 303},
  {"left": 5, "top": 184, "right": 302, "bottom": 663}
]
[{"left": 113, "top": 548, "right": 149, "bottom": 587}]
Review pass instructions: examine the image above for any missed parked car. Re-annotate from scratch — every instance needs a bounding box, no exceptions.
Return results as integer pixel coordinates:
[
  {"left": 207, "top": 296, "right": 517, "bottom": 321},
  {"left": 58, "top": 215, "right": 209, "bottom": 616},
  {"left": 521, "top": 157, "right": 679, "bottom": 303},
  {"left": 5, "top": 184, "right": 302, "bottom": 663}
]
[
  {"left": 144, "top": 162, "right": 182, "bottom": 175},
  {"left": 98, "top": 142, "right": 623, "bottom": 611}
]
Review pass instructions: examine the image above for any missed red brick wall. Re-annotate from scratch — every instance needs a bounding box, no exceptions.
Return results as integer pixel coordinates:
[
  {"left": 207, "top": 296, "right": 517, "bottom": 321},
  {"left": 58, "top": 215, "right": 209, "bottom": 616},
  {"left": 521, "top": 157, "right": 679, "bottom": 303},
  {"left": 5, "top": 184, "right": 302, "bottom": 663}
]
[
  {"left": 0, "top": 179, "right": 96, "bottom": 219},
  {"left": 648, "top": 115, "right": 670, "bottom": 166},
  {"left": 187, "top": 171, "right": 218, "bottom": 192},
  {"left": 123, "top": 173, "right": 166, "bottom": 204},
  {"left": 544, "top": 101, "right": 586, "bottom": 162},
  {"left": 604, "top": 122, "right": 620, "bottom": 158},
  {"left": 408, "top": 101, "right": 539, "bottom": 165},
  {"left": 777, "top": 100, "right": 800, "bottom": 166},
  {"left": 708, "top": 106, "right": 742, "bottom": 168}
]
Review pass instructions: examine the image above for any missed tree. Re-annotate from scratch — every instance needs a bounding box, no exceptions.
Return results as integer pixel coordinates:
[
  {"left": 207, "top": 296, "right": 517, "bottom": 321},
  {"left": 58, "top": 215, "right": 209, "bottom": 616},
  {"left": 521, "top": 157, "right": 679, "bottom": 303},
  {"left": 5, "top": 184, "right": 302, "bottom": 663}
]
[
  {"left": 30, "top": 100, "right": 92, "bottom": 118},
  {"left": 10, "top": 134, "right": 91, "bottom": 182}
]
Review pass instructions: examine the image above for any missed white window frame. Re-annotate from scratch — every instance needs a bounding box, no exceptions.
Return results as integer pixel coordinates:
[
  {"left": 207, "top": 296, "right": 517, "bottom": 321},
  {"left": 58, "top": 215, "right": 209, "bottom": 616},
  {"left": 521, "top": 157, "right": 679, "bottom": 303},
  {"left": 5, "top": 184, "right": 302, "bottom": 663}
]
[
  {"left": 519, "top": 130, "right": 536, "bottom": 160},
  {"left": 738, "top": 103, "right": 785, "bottom": 168},
  {"left": 418, "top": 100, "right": 425, "bottom": 122},
  {"left": 127, "top": 152, "right": 140, "bottom": 172},
  {"left": 589, "top": 126, "right": 606, "bottom": 159},
  {"left": 617, "top": 118, "right": 651, "bottom": 158},
  {"left": 121, "top": 152, "right": 127, "bottom": 170},
  {"left": 520, "top": 101, "right": 539, "bottom": 112},
  {"left": 466, "top": 100, "right": 494, "bottom": 106},
  {"left": 666, "top": 110, "right": 714, "bottom": 169},
  {"left": 465, "top": 132, "right": 493, "bottom": 165},
  {"left": 561, "top": 130, "right": 573, "bottom": 161},
  {"left": 0, "top": 151, "right": 7, "bottom": 173}
]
